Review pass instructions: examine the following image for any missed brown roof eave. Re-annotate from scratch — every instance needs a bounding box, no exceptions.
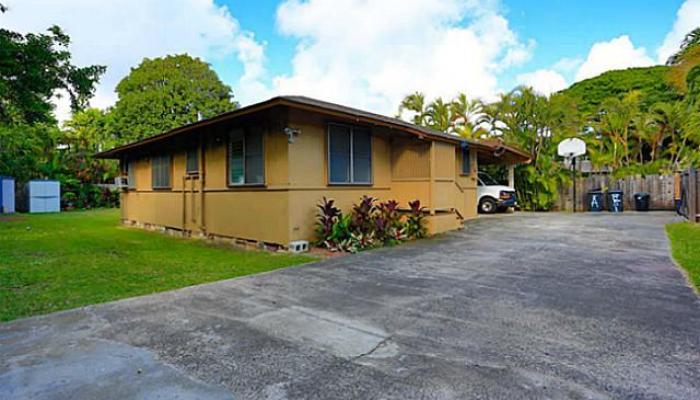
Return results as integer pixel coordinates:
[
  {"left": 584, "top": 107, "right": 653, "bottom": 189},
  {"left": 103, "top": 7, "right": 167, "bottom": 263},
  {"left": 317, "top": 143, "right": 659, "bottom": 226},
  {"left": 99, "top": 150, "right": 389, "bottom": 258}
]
[
  {"left": 95, "top": 97, "right": 287, "bottom": 159},
  {"left": 95, "top": 95, "right": 465, "bottom": 159},
  {"left": 275, "top": 98, "right": 462, "bottom": 145},
  {"left": 472, "top": 139, "right": 531, "bottom": 165}
]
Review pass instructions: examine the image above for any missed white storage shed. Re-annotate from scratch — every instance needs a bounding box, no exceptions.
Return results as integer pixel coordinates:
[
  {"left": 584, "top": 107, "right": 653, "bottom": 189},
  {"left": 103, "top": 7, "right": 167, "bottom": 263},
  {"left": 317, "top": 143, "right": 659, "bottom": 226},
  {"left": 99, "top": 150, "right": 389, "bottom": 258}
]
[
  {"left": 0, "top": 176, "right": 14, "bottom": 214},
  {"left": 28, "top": 180, "right": 61, "bottom": 213}
]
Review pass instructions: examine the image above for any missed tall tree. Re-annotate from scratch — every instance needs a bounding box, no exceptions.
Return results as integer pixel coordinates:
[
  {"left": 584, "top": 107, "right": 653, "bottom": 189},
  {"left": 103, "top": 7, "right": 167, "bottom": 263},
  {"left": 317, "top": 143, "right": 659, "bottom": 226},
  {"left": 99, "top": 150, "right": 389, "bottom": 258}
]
[
  {"left": 111, "top": 54, "right": 236, "bottom": 142},
  {"left": 594, "top": 91, "right": 641, "bottom": 169},
  {"left": 0, "top": 26, "right": 105, "bottom": 124},
  {"left": 482, "top": 87, "right": 580, "bottom": 210},
  {"left": 425, "top": 98, "right": 451, "bottom": 132},
  {"left": 397, "top": 91, "right": 428, "bottom": 125},
  {"left": 667, "top": 27, "right": 700, "bottom": 66},
  {"left": 449, "top": 93, "right": 485, "bottom": 139},
  {"left": 668, "top": 27, "right": 700, "bottom": 93},
  {"left": 647, "top": 102, "right": 685, "bottom": 163},
  {"left": 58, "top": 108, "right": 118, "bottom": 183},
  {"left": 0, "top": 18, "right": 104, "bottom": 182}
]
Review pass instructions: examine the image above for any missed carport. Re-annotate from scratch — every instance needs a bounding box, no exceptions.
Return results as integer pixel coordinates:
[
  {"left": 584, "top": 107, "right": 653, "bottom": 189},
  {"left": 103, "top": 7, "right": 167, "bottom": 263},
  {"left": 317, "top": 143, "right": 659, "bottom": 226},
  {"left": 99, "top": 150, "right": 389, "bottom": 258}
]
[{"left": 474, "top": 139, "right": 531, "bottom": 188}]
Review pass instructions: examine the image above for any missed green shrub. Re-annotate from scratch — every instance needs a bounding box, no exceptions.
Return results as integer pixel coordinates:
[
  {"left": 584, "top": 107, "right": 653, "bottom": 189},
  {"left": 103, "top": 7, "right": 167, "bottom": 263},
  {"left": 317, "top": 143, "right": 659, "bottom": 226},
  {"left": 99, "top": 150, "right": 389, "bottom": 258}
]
[{"left": 60, "top": 179, "right": 120, "bottom": 210}]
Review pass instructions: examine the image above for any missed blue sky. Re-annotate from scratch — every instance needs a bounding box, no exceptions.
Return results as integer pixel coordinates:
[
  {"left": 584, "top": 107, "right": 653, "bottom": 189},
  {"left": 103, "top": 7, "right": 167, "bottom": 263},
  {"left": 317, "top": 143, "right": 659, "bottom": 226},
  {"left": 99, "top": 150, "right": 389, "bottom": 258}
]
[
  {"left": 3, "top": 0, "right": 698, "bottom": 119},
  {"left": 217, "top": 0, "right": 688, "bottom": 95}
]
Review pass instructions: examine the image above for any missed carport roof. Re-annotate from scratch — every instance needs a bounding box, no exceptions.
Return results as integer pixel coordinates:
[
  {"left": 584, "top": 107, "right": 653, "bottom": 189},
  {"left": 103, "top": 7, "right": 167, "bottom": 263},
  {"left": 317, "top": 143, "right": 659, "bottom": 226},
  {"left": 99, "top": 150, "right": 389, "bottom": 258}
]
[{"left": 475, "top": 139, "right": 531, "bottom": 165}]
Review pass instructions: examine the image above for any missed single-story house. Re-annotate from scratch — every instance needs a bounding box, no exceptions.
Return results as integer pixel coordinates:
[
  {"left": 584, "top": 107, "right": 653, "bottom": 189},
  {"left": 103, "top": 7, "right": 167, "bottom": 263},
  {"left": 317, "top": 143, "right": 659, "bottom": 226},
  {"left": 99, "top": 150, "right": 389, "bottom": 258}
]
[{"left": 97, "top": 96, "right": 529, "bottom": 248}]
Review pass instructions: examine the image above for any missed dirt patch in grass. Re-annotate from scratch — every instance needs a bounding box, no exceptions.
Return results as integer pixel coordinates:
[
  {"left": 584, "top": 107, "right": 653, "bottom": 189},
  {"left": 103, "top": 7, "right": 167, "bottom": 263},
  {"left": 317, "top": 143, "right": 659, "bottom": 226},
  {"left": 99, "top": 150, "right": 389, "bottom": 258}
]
[{"left": 0, "top": 215, "right": 26, "bottom": 222}]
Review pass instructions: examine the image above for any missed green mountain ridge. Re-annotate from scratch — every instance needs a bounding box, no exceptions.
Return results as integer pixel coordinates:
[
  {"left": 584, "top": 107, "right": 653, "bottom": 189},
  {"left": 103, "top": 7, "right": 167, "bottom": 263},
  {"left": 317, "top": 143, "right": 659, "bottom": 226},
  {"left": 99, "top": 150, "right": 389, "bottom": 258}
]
[{"left": 559, "top": 66, "right": 682, "bottom": 114}]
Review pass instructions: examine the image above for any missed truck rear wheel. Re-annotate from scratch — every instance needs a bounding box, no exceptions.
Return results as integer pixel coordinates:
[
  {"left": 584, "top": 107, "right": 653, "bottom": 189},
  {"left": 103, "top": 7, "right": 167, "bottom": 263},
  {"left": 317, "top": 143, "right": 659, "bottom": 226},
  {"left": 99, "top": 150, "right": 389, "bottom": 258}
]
[{"left": 479, "top": 197, "right": 497, "bottom": 214}]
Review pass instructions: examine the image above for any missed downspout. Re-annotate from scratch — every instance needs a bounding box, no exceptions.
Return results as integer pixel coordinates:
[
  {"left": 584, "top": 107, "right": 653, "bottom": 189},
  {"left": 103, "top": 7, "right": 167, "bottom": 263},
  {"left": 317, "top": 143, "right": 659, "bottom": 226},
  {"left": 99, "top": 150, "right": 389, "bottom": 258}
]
[
  {"left": 190, "top": 177, "right": 195, "bottom": 223},
  {"left": 181, "top": 175, "right": 186, "bottom": 231},
  {"left": 429, "top": 140, "right": 436, "bottom": 215},
  {"left": 199, "top": 132, "right": 206, "bottom": 233},
  {"left": 121, "top": 157, "right": 127, "bottom": 222}
]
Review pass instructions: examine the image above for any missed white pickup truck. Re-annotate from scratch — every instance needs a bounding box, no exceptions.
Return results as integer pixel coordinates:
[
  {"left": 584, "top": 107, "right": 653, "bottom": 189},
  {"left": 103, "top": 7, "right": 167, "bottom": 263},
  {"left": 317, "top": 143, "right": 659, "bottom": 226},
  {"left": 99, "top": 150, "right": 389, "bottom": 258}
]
[{"left": 477, "top": 172, "right": 517, "bottom": 214}]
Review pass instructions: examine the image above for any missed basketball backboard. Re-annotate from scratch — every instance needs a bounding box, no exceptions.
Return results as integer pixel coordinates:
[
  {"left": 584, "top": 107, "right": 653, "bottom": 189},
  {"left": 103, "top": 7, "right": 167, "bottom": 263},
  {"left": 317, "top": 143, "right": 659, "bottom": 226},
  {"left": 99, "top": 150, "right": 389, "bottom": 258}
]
[{"left": 557, "top": 138, "right": 586, "bottom": 158}]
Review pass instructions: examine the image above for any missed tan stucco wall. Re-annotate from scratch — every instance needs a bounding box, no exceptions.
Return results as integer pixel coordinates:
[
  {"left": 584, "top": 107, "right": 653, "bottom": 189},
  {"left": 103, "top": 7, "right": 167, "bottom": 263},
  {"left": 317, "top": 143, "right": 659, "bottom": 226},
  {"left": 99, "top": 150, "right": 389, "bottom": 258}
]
[
  {"left": 205, "top": 190, "right": 290, "bottom": 244},
  {"left": 120, "top": 107, "right": 476, "bottom": 246},
  {"left": 284, "top": 108, "right": 394, "bottom": 242},
  {"left": 455, "top": 147, "right": 478, "bottom": 219}
]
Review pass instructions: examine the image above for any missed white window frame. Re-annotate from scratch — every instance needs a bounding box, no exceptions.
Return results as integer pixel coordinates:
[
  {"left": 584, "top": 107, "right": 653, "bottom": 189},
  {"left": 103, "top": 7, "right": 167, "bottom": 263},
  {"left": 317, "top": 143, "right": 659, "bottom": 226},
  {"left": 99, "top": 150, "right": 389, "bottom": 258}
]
[
  {"left": 327, "top": 123, "right": 373, "bottom": 185},
  {"left": 228, "top": 128, "right": 265, "bottom": 186}
]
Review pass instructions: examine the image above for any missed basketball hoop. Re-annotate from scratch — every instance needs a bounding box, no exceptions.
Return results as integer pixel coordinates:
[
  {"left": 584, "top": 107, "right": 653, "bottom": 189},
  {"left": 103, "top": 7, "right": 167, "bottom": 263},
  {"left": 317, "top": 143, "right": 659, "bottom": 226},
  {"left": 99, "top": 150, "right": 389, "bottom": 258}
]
[{"left": 558, "top": 138, "right": 587, "bottom": 212}]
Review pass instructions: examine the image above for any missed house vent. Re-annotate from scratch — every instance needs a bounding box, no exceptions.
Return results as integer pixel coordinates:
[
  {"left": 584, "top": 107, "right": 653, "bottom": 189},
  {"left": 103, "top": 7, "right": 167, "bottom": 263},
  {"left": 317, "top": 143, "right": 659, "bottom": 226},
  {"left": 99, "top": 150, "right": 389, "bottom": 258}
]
[{"left": 289, "top": 240, "right": 309, "bottom": 253}]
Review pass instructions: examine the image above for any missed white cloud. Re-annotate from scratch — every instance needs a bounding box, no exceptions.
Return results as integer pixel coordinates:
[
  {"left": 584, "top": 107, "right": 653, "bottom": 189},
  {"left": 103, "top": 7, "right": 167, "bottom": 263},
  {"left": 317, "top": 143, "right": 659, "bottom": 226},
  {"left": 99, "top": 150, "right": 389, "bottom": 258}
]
[
  {"left": 574, "top": 35, "right": 654, "bottom": 82},
  {"left": 232, "top": 32, "right": 271, "bottom": 103},
  {"left": 657, "top": 0, "right": 700, "bottom": 64},
  {"left": 552, "top": 57, "right": 583, "bottom": 74},
  {"left": 268, "top": 0, "right": 534, "bottom": 114},
  {"left": 1, "top": 0, "right": 265, "bottom": 121},
  {"left": 516, "top": 69, "right": 567, "bottom": 95}
]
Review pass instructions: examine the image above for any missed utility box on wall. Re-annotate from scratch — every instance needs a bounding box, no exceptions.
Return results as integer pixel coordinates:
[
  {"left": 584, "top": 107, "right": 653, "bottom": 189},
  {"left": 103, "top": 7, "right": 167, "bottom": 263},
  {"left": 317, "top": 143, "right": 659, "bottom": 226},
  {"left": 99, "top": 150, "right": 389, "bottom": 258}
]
[
  {"left": 0, "top": 176, "right": 15, "bottom": 214},
  {"left": 28, "top": 180, "right": 60, "bottom": 213}
]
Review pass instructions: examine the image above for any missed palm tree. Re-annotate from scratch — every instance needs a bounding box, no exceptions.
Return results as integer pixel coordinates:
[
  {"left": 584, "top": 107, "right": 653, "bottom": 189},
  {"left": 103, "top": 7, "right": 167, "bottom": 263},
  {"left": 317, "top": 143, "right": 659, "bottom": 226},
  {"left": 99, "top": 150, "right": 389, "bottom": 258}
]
[
  {"left": 397, "top": 92, "right": 428, "bottom": 126},
  {"left": 669, "top": 104, "right": 696, "bottom": 170},
  {"left": 648, "top": 102, "right": 681, "bottom": 162},
  {"left": 481, "top": 92, "right": 513, "bottom": 138},
  {"left": 425, "top": 98, "right": 451, "bottom": 132},
  {"left": 668, "top": 27, "right": 700, "bottom": 92},
  {"left": 667, "top": 27, "right": 700, "bottom": 65},
  {"left": 449, "top": 93, "right": 485, "bottom": 139},
  {"left": 630, "top": 113, "right": 652, "bottom": 164},
  {"left": 595, "top": 91, "right": 640, "bottom": 169}
]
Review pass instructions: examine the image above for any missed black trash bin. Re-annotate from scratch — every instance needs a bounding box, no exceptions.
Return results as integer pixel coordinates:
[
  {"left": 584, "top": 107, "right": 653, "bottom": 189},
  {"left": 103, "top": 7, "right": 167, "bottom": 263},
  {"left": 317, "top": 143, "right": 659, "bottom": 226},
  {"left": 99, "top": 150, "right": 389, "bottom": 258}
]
[
  {"left": 588, "top": 190, "right": 604, "bottom": 211},
  {"left": 634, "top": 192, "right": 650, "bottom": 211},
  {"left": 607, "top": 189, "right": 624, "bottom": 212}
]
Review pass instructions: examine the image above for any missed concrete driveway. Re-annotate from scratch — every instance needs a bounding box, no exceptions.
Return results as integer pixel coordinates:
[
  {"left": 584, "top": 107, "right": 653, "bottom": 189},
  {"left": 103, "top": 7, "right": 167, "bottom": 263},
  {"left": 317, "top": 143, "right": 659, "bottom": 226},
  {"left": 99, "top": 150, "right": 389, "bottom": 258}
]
[{"left": 2, "top": 212, "right": 699, "bottom": 399}]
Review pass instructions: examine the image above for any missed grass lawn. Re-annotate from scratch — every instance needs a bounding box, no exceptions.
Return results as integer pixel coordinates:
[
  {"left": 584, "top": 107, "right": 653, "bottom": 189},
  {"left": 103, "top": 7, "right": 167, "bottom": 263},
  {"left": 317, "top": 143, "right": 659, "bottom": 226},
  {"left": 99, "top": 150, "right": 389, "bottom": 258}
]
[
  {"left": 0, "top": 209, "right": 315, "bottom": 322},
  {"left": 666, "top": 222, "right": 700, "bottom": 292}
]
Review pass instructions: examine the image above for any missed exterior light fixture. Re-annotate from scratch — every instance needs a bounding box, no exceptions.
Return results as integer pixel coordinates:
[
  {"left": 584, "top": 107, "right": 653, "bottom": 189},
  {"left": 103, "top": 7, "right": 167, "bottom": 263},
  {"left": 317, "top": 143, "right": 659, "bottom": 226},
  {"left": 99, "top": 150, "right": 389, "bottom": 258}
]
[{"left": 284, "top": 127, "right": 301, "bottom": 143}]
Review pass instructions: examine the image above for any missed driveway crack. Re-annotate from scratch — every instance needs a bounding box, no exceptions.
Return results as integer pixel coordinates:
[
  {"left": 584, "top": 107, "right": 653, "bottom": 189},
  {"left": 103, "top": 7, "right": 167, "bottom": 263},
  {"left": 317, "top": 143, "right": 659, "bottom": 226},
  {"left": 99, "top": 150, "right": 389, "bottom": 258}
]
[{"left": 352, "top": 335, "right": 392, "bottom": 361}]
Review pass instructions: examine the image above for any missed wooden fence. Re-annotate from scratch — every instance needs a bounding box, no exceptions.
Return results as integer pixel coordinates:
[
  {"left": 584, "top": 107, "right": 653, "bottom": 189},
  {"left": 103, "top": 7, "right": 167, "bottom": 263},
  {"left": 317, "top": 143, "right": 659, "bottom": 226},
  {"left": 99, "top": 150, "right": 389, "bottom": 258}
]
[
  {"left": 679, "top": 168, "right": 699, "bottom": 222},
  {"left": 555, "top": 174, "right": 676, "bottom": 211}
]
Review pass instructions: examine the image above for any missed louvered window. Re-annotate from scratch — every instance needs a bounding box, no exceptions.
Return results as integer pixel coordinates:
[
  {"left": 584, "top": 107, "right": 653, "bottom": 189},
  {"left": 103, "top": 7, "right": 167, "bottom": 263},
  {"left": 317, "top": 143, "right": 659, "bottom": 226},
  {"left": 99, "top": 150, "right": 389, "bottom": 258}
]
[
  {"left": 151, "top": 154, "right": 171, "bottom": 189},
  {"left": 229, "top": 129, "right": 264, "bottom": 185}
]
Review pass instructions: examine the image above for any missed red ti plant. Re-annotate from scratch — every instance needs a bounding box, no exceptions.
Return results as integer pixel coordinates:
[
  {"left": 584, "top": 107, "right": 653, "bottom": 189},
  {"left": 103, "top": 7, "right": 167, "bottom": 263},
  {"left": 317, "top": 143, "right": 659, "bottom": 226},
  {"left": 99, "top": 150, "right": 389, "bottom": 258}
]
[
  {"left": 375, "top": 199, "right": 404, "bottom": 244},
  {"left": 315, "top": 197, "right": 340, "bottom": 244},
  {"left": 351, "top": 195, "right": 376, "bottom": 234},
  {"left": 406, "top": 199, "right": 427, "bottom": 239}
]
